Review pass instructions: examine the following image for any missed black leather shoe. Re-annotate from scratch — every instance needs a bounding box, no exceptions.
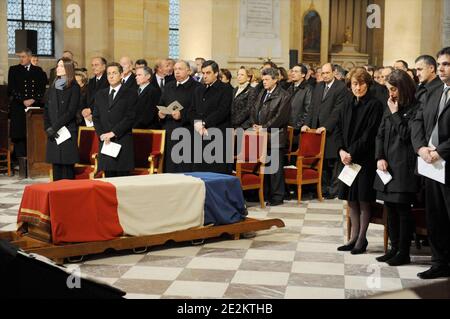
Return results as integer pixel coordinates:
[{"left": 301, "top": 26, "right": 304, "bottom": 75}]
[
  {"left": 417, "top": 266, "right": 450, "bottom": 280},
  {"left": 376, "top": 249, "right": 398, "bottom": 262},
  {"left": 337, "top": 242, "right": 356, "bottom": 251},
  {"left": 386, "top": 253, "right": 411, "bottom": 266},
  {"left": 269, "top": 200, "right": 284, "bottom": 207},
  {"left": 351, "top": 239, "right": 368, "bottom": 255}
]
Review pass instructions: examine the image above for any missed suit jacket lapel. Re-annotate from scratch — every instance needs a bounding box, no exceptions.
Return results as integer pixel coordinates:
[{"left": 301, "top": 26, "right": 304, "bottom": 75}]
[{"left": 110, "top": 86, "right": 124, "bottom": 109}]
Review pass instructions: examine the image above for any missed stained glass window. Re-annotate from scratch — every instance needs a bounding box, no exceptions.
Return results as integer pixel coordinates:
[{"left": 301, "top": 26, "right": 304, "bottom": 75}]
[
  {"left": 7, "top": 0, "right": 54, "bottom": 56},
  {"left": 169, "top": 0, "right": 180, "bottom": 59}
]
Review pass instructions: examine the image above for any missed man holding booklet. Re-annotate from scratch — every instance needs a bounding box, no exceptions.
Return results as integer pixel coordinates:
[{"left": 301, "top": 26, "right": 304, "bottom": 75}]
[
  {"left": 93, "top": 62, "right": 137, "bottom": 178},
  {"left": 412, "top": 47, "right": 450, "bottom": 279}
]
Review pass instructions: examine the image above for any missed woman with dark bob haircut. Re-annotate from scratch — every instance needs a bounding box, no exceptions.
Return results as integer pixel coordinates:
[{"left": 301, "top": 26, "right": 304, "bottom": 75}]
[
  {"left": 335, "top": 67, "right": 384, "bottom": 254},
  {"left": 374, "top": 69, "right": 419, "bottom": 266}
]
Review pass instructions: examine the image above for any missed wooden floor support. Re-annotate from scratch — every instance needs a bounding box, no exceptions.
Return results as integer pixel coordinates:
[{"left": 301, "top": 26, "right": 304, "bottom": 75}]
[{"left": 1, "top": 218, "right": 285, "bottom": 265}]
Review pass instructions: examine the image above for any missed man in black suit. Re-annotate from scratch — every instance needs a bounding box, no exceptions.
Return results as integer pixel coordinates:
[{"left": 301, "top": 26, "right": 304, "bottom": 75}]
[
  {"left": 7, "top": 48, "right": 47, "bottom": 158},
  {"left": 158, "top": 60, "right": 200, "bottom": 173},
  {"left": 301, "top": 63, "right": 348, "bottom": 199},
  {"left": 150, "top": 59, "right": 175, "bottom": 95},
  {"left": 82, "top": 57, "right": 108, "bottom": 124},
  {"left": 133, "top": 66, "right": 160, "bottom": 129},
  {"left": 250, "top": 67, "right": 291, "bottom": 206},
  {"left": 415, "top": 55, "right": 443, "bottom": 106},
  {"left": 412, "top": 47, "right": 450, "bottom": 279},
  {"left": 190, "top": 60, "right": 233, "bottom": 174},
  {"left": 93, "top": 62, "right": 137, "bottom": 178},
  {"left": 288, "top": 64, "right": 312, "bottom": 131},
  {"left": 120, "top": 56, "right": 137, "bottom": 91}
]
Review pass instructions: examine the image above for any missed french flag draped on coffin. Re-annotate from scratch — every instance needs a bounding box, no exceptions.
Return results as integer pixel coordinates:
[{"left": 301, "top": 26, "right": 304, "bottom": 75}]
[{"left": 17, "top": 173, "right": 247, "bottom": 244}]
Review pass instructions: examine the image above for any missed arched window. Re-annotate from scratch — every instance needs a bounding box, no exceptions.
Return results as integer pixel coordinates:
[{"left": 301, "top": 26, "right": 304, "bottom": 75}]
[
  {"left": 7, "top": 0, "right": 54, "bottom": 56},
  {"left": 169, "top": 0, "right": 180, "bottom": 59}
]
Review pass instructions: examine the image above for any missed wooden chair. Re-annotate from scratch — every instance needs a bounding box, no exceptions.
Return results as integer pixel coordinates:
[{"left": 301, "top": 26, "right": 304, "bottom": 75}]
[
  {"left": 0, "top": 147, "right": 11, "bottom": 176},
  {"left": 74, "top": 126, "right": 102, "bottom": 180},
  {"left": 284, "top": 130, "right": 326, "bottom": 203},
  {"left": 286, "top": 126, "right": 295, "bottom": 164},
  {"left": 0, "top": 116, "right": 11, "bottom": 176},
  {"left": 235, "top": 130, "right": 268, "bottom": 208},
  {"left": 131, "top": 129, "right": 166, "bottom": 175},
  {"left": 346, "top": 202, "right": 389, "bottom": 253}
]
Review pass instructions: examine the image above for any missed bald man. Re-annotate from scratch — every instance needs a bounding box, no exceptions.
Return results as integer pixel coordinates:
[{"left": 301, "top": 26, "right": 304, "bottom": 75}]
[
  {"left": 302, "top": 62, "right": 348, "bottom": 199},
  {"left": 120, "top": 56, "right": 137, "bottom": 91}
]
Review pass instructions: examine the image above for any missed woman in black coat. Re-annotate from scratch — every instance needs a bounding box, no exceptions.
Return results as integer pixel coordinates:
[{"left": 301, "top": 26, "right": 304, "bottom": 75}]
[
  {"left": 335, "top": 68, "right": 384, "bottom": 254},
  {"left": 374, "top": 70, "right": 419, "bottom": 266},
  {"left": 231, "top": 66, "right": 256, "bottom": 129},
  {"left": 44, "top": 58, "right": 80, "bottom": 181}
]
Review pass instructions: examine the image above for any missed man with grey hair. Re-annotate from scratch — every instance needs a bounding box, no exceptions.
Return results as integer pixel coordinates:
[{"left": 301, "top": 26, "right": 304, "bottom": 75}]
[
  {"left": 133, "top": 66, "right": 160, "bottom": 129},
  {"left": 158, "top": 60, "right": 201, "bottom": 172},
  {"left": 249, "top": 67, "right": 291, "bottom": 206},
  {"left": 120, "top": 56, "right": 137, "bottom": 91}
]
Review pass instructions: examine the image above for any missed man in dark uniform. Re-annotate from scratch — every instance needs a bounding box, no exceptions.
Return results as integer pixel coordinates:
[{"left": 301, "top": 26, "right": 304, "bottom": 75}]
[
  {"left": 190, "top": 60, "right": 233, "bottom": 174},
  {"left": 158, "top": 60, "right": 200, "bottom": 173},
  {"left": 7, "top": 48, "right": 46, "bottom": 159},
  {"left": 93, "top": 62, "right": 137, "bottom": 178},
  {"left": 412, "top": 47, "right": 450, "bottom": 279},
  {"left": 81, "top": 57, "right": 108, "bottom": 124}
]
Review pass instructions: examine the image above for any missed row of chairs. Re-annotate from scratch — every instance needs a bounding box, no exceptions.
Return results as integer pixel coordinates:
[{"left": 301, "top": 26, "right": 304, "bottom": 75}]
[
  {"left": 54, "top": 127, "right": 166, "bottom": 180},
  {"left": 235, "top": 128, "right": 326, "bottom": 208}
]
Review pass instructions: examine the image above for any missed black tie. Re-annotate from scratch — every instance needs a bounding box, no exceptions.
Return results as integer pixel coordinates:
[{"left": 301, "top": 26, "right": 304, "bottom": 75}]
[
  {"left": 322, "top": 85, "right": 330, "bottom": 100},
  {"left": 109, "top": 89, "right": 116, "bottom": 107},
  {"left": 263, "top": 92, "right": 271, "bottom": 103},
  {"left": 138, "top": 87, "right": 142, "bottom": 95}
]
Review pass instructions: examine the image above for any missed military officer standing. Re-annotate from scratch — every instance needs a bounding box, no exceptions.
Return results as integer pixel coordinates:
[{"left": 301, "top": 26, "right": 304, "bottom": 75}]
[{"left": 7, "top": 48, "right": 47, "bottom": 159}]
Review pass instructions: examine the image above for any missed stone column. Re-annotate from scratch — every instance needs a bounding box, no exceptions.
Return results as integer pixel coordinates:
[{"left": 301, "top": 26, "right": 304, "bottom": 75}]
[
  {"left": 0, "top": 0, "right": 9, "bottom": 84},
  {"left": 384, "top": 0, "right": 442, "bottom": 66}
]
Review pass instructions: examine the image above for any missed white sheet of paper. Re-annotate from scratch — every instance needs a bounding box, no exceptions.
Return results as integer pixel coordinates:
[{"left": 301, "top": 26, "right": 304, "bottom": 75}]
[
  {"left": 157, "top": 101, "right": 184, "bottom": 115},
  {"left": 376, "top": 169, "right": 393, "bottom": 185},
  {"left": 338, "top": 164, "right": 362, "bottom": 187},
  {"left": 101, "top": 142, "right": 122, "bottom": 158},
  {"left": 55, "top": 126, "right": 71, "bottom": 145},
  {"left": 418, "top": 157, "right": 446, "bottom": 184},
  {"left": 84, "top": 118, "right": 94, "bottom": 127},
  {"left": 25, "top": 106, "right": 41, "bottom": 112}
]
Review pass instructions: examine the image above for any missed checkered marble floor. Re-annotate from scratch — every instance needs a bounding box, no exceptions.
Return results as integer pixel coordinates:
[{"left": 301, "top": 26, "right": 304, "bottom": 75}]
[{"left": 0, "top": 174, "right": 446, "bottom": 299}]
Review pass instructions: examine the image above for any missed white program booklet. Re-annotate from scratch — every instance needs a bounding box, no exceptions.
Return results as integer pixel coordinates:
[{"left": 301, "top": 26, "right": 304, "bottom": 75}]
[
  {"left": 418, "top": 157, "right": 446, "bottom": 184},
  {"left": 157, "top": 101, "right": 184, "bottom": 115},
  {"left": 338, "top": 164, "right": 362, "bottom": 187},
  {"left": 101, "top": 142, "right": 122, "bottom": 158},
  {"left": 376, "top": 169, "right": 393, "bottom": 185},
  {"left": 55, "top": 126, "right": 71, "bottom": 145}
]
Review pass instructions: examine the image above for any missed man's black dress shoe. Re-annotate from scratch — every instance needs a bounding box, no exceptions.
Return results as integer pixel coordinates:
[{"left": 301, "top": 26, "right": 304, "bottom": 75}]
[
  {"left": 417, "top": 266, "right": 450, "bottom": 280},
  {"left": 269, "top": 200, "right": 284, "bottom": 207}
]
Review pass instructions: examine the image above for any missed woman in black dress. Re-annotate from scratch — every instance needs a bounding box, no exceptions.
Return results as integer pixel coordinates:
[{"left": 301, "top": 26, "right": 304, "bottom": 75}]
[
  {"left": 44, "top": 58, "right": 80, "bottom": 181},
  {"left": 374, "top": 70, "right": 419, "bottom": 266},
  {"left": 335, "top": 68, "right": 384, "bottom": 254}
]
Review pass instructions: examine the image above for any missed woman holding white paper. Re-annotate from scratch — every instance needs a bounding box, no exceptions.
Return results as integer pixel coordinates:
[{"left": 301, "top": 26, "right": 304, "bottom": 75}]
[
  {"left": 44, "top": 58, "right": 80, "bottom": 181},
  {"left": 335, "top": 68, "right": 384, "bottom": 254},
  {"left": 374, "top": 70, "right": 420, "bottom": 266}
]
